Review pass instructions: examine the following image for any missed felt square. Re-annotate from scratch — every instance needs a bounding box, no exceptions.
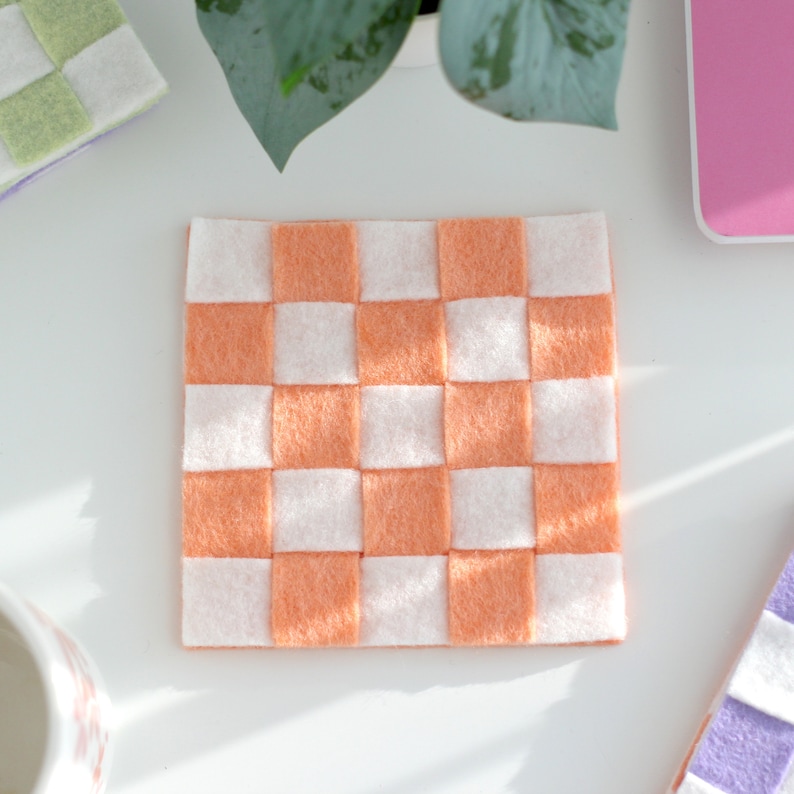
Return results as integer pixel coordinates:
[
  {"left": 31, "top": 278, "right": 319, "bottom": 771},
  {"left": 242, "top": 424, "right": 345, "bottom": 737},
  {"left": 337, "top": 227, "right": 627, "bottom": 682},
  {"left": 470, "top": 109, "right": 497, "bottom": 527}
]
[
  {"left": 272, "top": 385, "right": 359, "bottom": 469},
  {"left": 0, "top": 71, "right": 89, "bottom": 165},
  {"left": 360, "top": 385, "right": 445, "bottom": 469},
  {"left": 767, "top": 554, "right": 794, "bottom": 625},
  {"left": 450, "top": 467, "right": 535, "bottom": 550},
  {"left": 357, "top": 300, "right": 446, "bottom": 385},
  {"left": 445, "top": 297, "right": 530, "bottom": 382},
  {"left": 272, "top": 469, "right": 363, "bottom": 552},
  {"left": 186, "top": 218, "right": 273, "bottom": 303},
  {"left": 61, "top": 24, "right": 168, "bottom": 130},
  {"left": 0, "top": 5, "right": 54, "bottom": 102},
  {"left": 534, "top": 464, "right": 620, "bottom": 554},
  {"left": 273, "top": 302, "right": 357, "bottom": 385},
  {"left": 183, "top": 385, "right": 272, "bottom": 471},
  {"left": 727, "top": 609, "right": 794, "bottom": 724},
  {"left": 534, "top": 552, "right": 626, "bottom": 644},
  {"left": 444, "top": 382, "right": 532, "bottom": 469},
  {"left": 182, "top": 469, "right": 271, "bottom": 558},
  {"left": 526, "top": 213, "right": 612, "bottom": 298},
  {"left": 531, "top": 377, "right": 617, "bottom": 464},
  {"left": 360, "top": 556, "right": 449, "bottom": 647},
  {"left": 272, "top": 221, "right": 358, "bottom": 303},
  {"left": 182, "top": 557, "right": 272, "bottom": 647},
  {"left": 271, "top": 552, "right": 359, "bottom": 647},
  {"left": 676, "top": 774, "right": 728, "bottom": 794},
  {"left": 185, "top": 303, "right": 273, "bottom": 385},
  {"left": 438, "top": 217, "right": 527, "bottom": 299},
  {"left": 362, "top": 468, "right": 450, "bottom": 556},
  {"left": 529, "top": 295, "right": 616, "bottom": 381},
  {"left": 448, "top": 549, "right": 535, "bottom": 646},
  {"left": 357, "top": 220, "right": 440, "bottom": 301}
]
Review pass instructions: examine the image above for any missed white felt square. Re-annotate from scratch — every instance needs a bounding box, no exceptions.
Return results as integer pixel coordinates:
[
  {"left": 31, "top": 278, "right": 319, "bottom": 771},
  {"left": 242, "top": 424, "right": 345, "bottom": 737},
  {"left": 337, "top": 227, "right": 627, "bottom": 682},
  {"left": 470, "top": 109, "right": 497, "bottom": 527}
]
[
  {"left": 186, "top": 218, "right": 272, "bottom": 303},
  {"left": 676, "top": 774, "right": 727, "bottom": 794},
  {"left": 360, "top": 385, "right": 445, "bottom": 469},
  {"left": 61, "top": 25, "right": 167, "bottom": 131},
  {"left": 727, "top": 609, "right": 794, "bottom": 724},
  {"left": 360, "top": 556, "right": 449, "bottom": 646},
  {"left": 532, "top": 377, "right": 617, "bottom": 464},
  {"left": 526, "top": 212, "right": 612, "bottom": 297},
  {"left": 182, "top": 557, "right": 272, "bottom": 647},
  {"left": 534, "top": 553, "right": 626, "bottom": 644},
  {"left": 450, "top": 467, "right": 535, "bottom": 550},
  {"left": 0, "top": 138, "right": 18, "bottom": 185},
  {"left": 0, "top": 5, "right": 54, "bottom": 102},
  {"left": 273, "top": 302, "right": 358, "bottom": 385},
  {"left": 183, "top": 385, "right": 272, "bottom": 471},
  {"left": 272, "top": 469, "right": 363, "bottom": 552},
  {"left": 357, "top": 220, "right": 440, "bottom": 301},
  {"left": 445, "top": 297, "right": 530, "bottom": 382}
]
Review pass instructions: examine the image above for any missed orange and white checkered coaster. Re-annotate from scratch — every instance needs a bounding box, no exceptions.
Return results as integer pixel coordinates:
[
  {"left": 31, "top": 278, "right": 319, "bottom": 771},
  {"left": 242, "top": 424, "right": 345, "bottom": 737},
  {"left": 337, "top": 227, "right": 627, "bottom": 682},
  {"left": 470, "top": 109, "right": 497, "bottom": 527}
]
[{"left": 181, "top": 213, "right": 625, "bottom": 648}]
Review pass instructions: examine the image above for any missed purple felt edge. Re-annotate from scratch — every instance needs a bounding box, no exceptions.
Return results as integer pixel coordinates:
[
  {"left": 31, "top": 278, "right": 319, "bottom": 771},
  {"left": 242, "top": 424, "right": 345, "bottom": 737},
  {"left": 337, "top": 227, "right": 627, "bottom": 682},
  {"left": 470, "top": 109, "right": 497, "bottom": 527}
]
[{"left": 767, "top": 551, "right": 794, "bottom": 624}]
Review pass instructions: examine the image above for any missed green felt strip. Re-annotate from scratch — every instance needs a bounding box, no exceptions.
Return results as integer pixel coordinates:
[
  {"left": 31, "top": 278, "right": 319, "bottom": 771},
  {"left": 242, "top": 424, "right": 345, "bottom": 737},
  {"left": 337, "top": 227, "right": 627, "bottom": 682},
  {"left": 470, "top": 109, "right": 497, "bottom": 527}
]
[
  {"left": 19, "top": 0, "right": 125, "bottom": 67},
  {"left": 0, "top": 72, "right": 90, "bottom": 165}
]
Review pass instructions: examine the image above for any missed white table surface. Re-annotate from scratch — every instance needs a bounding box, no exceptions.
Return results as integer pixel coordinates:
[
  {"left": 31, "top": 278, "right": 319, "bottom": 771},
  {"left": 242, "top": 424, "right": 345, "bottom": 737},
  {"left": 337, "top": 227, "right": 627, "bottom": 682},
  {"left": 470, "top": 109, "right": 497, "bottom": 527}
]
[{"left": 2, "top": 1, "right": 793, "bottom": 792}]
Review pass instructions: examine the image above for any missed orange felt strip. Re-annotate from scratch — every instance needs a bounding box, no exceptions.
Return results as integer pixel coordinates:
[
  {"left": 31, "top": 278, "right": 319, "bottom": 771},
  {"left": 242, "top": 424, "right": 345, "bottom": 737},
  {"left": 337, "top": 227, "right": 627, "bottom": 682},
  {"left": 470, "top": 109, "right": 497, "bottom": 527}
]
[
  {"left": 184, "top": 303, "right": 273, "bottom": 385},
  {"left": 272, "top": 222, "right": 358, "bottom": 303},
  {"left": 529, "top": 295, "right": 615, "bottom": 381},
  {"left": 444, "top": 382, "right": 532, "bottom": 468},
  {"left": 448, "top": 549, "right": 535, "bottom": 646},
  {"left": 534, "top": 463, "right": 620, "bottom": 554},
  {"left": 438, "top": 217, "right": 527, "bottom": 300},
  {"left": 362, "top": 467, "right": 451, "bottom": 556},
  {"left": 357, "top": 300, "right": 446, "bottom": 385},
  {"left": 272, "top": 385, "right": 359, "bottom": 469},
  {"left": 271, "top": 552, "right": 360, "bottom": 647},
  {"left": 182, "top": 469, "right": 272, "bottom": 558}
]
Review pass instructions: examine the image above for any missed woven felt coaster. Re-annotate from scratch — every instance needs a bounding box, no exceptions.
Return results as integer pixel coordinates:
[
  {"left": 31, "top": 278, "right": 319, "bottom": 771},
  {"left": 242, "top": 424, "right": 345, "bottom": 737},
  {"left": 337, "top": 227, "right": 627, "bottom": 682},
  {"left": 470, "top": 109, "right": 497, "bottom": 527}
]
[
  {"left": 0, "top": 0, "right": 167, "bottom": 198},
  {"left": 670, "top": 552, "right": 794, "bottom": 794},
  {"left": 181, "top": 213, "right": 626, "bottom": 649}
]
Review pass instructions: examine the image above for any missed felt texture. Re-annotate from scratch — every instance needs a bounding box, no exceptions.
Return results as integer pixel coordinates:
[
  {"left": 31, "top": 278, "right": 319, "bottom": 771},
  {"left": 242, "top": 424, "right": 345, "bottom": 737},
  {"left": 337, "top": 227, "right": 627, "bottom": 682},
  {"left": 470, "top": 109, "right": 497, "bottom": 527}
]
[
  {"left": 0, "top": 139, "right": 14, "bottom": 184},
  {"left": 531, "top": 377, "right": 617, "bottom": 464},
  {"left": 780, "top": 756, "right": 794, "bottom": 794},
  {"left": 272, "top": 469, "right": 363, "bottom": 552},
  {"left": 0, "top": 5, "right": 53, "bottom": 102},
  {"left": 360, "top": 556, "right": 449, "bottom": 646},
  {"left": 273, "top": 302, "right": 358, "bottom": 385},
  {"left": 272, "top": 385, "right": 359, "bottom": 469},
  {"left": 444, "top": 382, "right": 532, "bottom": 468},
  {"left": 357, "top": 300, "right": 446, "bottom": 385},
  {"left": 360, "top": 385, "right": 445, "bottom": 469},
  {"left": 676, "top": 774, "right": 728, "bottom": 794},
  {"left": 271, "top": 552, "right": 360, "bottom": 647},
  {"left": 534, "top": 464, "right": 620, "bottom": 554},
  {"left": 534, "top": 553, "right": 626, "bottom": 644},
  {"left": 182, "top": 557, "right": 272, "bottom": 647},
  {"left": 445, "top": 297, "right": 530, "bottom": 382},
  {"left": 362, "top": 468, "right": 450, "bottom": 556},
  {"left": 529, "top": 295, "right": 616, "bottom": 381},
  {"left": 185, "top": 303, "right": 273, "bottom": 385},
  {"left": 356, "top": 220, "right": 440, "bottom": 301},
  {"left": 438, "top": 217, "right": 527, "bottom": 299},
  {"left": 182, "top": 469, "right": 271, "bottom": 558},
  {"left": 448, "top": 549, "right": 535, "bottom": 646},
  {"left": 186, "top": 219, "right": 273, "bottom": 303},
  {"left": 272, "top": 222, "right": 358, "bottom": 303},
  {"left": 768, "top": 554, "right": 794, "bottom": 624},
  {"left": 450, "top": 467, "right": 535, "bottom": 550}
]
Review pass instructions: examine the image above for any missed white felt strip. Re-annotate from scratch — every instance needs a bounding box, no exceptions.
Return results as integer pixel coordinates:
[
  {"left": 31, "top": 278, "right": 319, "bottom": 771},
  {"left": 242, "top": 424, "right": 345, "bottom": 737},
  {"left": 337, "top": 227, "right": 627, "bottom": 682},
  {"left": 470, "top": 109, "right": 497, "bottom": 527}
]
[
  {"left": 360, "top": 556, "right": 449, "bottom": 646},
  {"left": 534, "top": 553, "right": 626, "bottom": 644},
  {"left": 183, "top": 385, "right": 272, "bottom": 471},
  {"left": 531, "top": 377, "right": 617, "bottom": 464},
  {"left": 61, "top": 24, "right": 167, "bottom": 131},
  {"left": 675, "top": 774, "right": 729, "bottom": 794},
  {"left": 727, "top": 608, "right": 794, "bottom": 724},
  {"left": 272, "top": 469, "right": 363, "bottom": 552},
  {"left": 357, "top": 220, "right": 440, "bottom": 301},
  {"left": 182, "top": 557, "right": 272, "bottom": 647},
  {"left": 444, "top": 297, "right": 530, "bottom": 382},
  {"left": 0, "top": 5, "right": 54, "bottom": 102}
]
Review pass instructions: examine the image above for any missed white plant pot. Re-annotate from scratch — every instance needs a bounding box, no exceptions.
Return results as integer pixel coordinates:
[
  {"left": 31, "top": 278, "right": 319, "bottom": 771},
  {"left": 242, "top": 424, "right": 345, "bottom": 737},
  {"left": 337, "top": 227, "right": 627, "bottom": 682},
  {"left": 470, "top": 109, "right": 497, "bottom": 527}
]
[{"left": 392, "top": 12, "right": 440, "bottom": 69}]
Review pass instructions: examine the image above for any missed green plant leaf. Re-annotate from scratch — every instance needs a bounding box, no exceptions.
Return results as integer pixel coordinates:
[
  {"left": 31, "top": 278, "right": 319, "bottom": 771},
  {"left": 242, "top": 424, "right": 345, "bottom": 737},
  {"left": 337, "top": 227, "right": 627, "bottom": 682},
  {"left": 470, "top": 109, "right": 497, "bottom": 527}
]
[
  {"left": 196, "top": 0, "right": 418, "bottom": 171},
  {"left": 439, "top": 0, "right": 630, "bottom": 129}
]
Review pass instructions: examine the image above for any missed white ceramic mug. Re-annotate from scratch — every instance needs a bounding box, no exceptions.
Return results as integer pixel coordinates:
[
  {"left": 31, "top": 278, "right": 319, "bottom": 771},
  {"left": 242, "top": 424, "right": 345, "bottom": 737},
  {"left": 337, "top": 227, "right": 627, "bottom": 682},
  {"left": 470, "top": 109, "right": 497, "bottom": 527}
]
[{"left": 0, "top": 583, "right": 112, "bottom": 794}]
